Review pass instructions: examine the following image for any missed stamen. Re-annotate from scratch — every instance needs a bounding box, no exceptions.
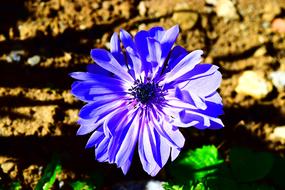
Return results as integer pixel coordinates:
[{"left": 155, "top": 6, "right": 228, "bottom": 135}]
[{"left": 129, "top": 80, "right": 165, "bottom": 105}]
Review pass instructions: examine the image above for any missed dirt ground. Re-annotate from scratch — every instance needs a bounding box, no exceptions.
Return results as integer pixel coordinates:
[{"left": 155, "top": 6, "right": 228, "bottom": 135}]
[{"left": 1, "top": 0, "right": 285, "bottom": 189}]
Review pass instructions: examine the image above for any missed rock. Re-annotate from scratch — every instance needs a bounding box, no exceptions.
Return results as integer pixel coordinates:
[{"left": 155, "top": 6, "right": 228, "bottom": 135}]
[
  {"left": 27, "top": 55, "right": 41, "bottom": 66},
  {"left": 59, "top": 181, "right": 64, "bottom": 188},
  {"left": 272, "top": 18, "right": 285, "bottom": 33},
  {"left": 269, "top": 126, "right": 285, "bottom": 141},
  {"left": 206, "top": 0, "right": 217, "bottom": 6},
  {"left": 145, "top": 181, "right": 164, "bottom": 190},
  {"left": 172, "top": 12, "right": 198, "bottom": 30},
  {"left": 6, "top": 50, "right": 25, "bottom": 63},
  {"left": 64, "top": 52, "right": 72, "bottom": 62},
  {"left": 253, "top": 46, "right": 267, "bottom": 57},
  {"left": 269, "top": 71, "right": 285, "bottom": 90},
  {"left": 261, "top": 21, "right": 270, "bottom": 29},
  {"left": 1, "top": 161, "right": 15, "bottom": 173},
  {"left": 235, "top": 71, "right": 273, "bottom": 99},
  {"left": 215, "top": 0, "right": 239, "bottom": 20},
  {"left": 138, "top": 1, "right": 147, "bottom": 17},
  {"left": 0, "top": 34, "right": 5, "bottom": 42}
]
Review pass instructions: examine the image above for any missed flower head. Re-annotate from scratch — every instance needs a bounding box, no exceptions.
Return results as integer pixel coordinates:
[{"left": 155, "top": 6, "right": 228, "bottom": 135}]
[{"left": 70, "top": 25, "right": 224, "bottom": 176}]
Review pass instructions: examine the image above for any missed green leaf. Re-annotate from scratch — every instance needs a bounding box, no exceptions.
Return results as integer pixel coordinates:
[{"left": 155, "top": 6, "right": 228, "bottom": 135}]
[
  {"left": 229, "top": 147, "right": 274, "bottom": 182},
  {"left": 71, "top": 180, "right": 96, "bottom": 190},
  {"left": 162, "top": 182, "right": 184, "bottom": 190},
  {"left": 169, "top": 145, "right": 224, "bottom": 183},
  {"left": 10, "top": 181, "right": 22, "bottom": 190},
  {"left": 189, "top": 181, "right": 207, "bottom": 190},
  {"left": 69, "top": 171, "right": 102, "bottom": 190},
  {"left": 163, "top": 181, "right": 209, "bottom": 190},
  {"left": 35, "top": 155, "right": 62, "bottom": 190}
]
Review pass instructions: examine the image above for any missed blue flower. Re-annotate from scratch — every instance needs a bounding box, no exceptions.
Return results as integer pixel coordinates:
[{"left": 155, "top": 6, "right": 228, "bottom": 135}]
[{"left": 70, "top": 25, "right": 224, "bottom": 176}]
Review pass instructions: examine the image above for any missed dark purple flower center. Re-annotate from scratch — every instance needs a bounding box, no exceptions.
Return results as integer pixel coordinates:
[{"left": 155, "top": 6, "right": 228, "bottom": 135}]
[{"left": 130, "top": 80, "right": 164, "bottom": 105}]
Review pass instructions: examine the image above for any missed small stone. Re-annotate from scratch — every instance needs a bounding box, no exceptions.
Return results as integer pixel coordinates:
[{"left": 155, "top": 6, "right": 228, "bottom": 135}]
[
  {"left": 138, "top": 23, "right": 147, "bottom": 31},
  {"left": 59, "top": 181, "right": 64, "bottom": 188},
  {"left": 145, "top": 181, "right": 164, "bottom": 190},
  {"left": 258, "top": 35, "right": 266, "bottom": 43},
  {"left": 206, "top": 0, "right": 217, "bottom": 5},
  {"left": 253, "top": 46, "right": 267, "bottom": 57},
  {"left": 269, "top": 71, "right": 285, "bottom": 90},
  {"left": 6, "top": 50, "right": 25, "bottom": 63},
  {"left": 138, "top": 1, "right": 147, "bottom": 17},
  {"left": 269, "top": 126, "right": 285, "bottom": 141},
  {"left": 79, "top": 25, "right": 87, "bottom": 30},
  {"left": 235, "top": 71, "right": 273, "bottom": 99},
  {"left": 272, "top": 18, "right": 285, "bottom": 33},
  {"left": 64, "top": 52, "right": 72, "bottom": 62},
  {"left": 261, "top": 21, "right": 270, "bottom": 29},
  {"left": 172, "top": 12, "right": 198, "bottom": 30},
  {"left": 102, "top": 1, "right": 111, "bottom": 9},
  {"left": 27, "top": 55, "right": 41, "bottom": 66},
  {"left": 1, "top": 161, "right": 14, "bottom": 173},
  {"left": 215, "top": 0, "right": 239, "bottom": 20},
  {"left": 91, "top": 2, "right": 99, "bottom": 9},
  {"left": 0, "top": 34, "right": 6, "bottom": 42}
]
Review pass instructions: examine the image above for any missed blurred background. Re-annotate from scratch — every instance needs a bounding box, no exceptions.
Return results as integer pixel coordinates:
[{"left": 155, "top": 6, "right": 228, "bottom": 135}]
[{"left": 1, "top": 0, "right": 285, "bottom": 189}]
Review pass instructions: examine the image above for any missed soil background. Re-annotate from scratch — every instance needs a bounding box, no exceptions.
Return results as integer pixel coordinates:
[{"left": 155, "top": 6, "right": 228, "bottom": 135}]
[{"left": 1, "top": 0, "right": 285, "bottom": 189}]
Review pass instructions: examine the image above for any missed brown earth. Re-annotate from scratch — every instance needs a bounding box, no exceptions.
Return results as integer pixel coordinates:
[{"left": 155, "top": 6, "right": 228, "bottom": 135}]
[{"left": 1, "top": 0, "right": 285, "bottom": 189}]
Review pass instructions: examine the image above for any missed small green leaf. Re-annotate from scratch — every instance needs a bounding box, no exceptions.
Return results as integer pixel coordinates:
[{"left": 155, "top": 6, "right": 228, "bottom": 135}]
[
  {"left": 162, "top": 182, "right": 184, "bottom": 190},
  {"left": 229, "top": 147, "right": 274, "bottom": 182},
  {"left": 169, "top": 145, "right": 224, "bottom": 183},
  {"left": 71, "top": 180, "right": 96, "bottom": 190},
  {"left": 190, "top": 182, "right": 207, "bottom": 190},
  {"left": 35, "top": 155, "right": 62, "bottom": 190},
  {"left": 10, "top": 181, "right": 22, "bottom": 190}
]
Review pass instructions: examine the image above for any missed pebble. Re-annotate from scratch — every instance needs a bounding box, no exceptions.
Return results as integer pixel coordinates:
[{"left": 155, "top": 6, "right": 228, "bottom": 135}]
[
  {"left": 59, "top": 181, "right": 64, "bottom": 189},
  {"left": 206, "top": 0, "right": 217, "bottom": 6},
  {"left": 6, "top": 50, "right": 25, "bottom": 63},
  {"left": 172, "top": 12, "right": 198, "bottom": 30},
  {"left": 269, "top": 71, "right": 285, "bottom": 90},
  {"left": 0, "top": 34, "right": 5, "bottom": 42},
  {"left": 138, "top": 1, "right": 147, "bottom": 17},
  {"left": 64, "top": 52, "right": 72, "bottom": 62},
  {"left": 145, "top": 181, "right": 164, "bottom": 190},
  {"left": 253, "top": 46, "right": 267, "bottom": 57},
  {"left": 215, "top": 0, "right": 239, "bottom": 20},
  {"left": 27, "top": 55, "right": 41, "bottom": 66},
  {"left": 261, "top": 21, "right": 270, "bottom": 29},
  {"left": 235, "top": 71, "right": 273, "bottom": 99},
  {"left": 272, "top": 18, "right": 285, "bottom": 33},
  {"left": 91, "top": 2, "right": 99, "bottom": 9},
  {"left": 269, "top": 126, "right": 285, "bottom": 141},
  {"left": 1, "top": 161, "right": 14, "bottom": 173}
]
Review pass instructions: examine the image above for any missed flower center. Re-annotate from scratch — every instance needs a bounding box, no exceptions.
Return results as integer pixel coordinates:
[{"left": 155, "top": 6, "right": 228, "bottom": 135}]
[{"left": 130, "top": 80, "right": 164, "bottom": 105}]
